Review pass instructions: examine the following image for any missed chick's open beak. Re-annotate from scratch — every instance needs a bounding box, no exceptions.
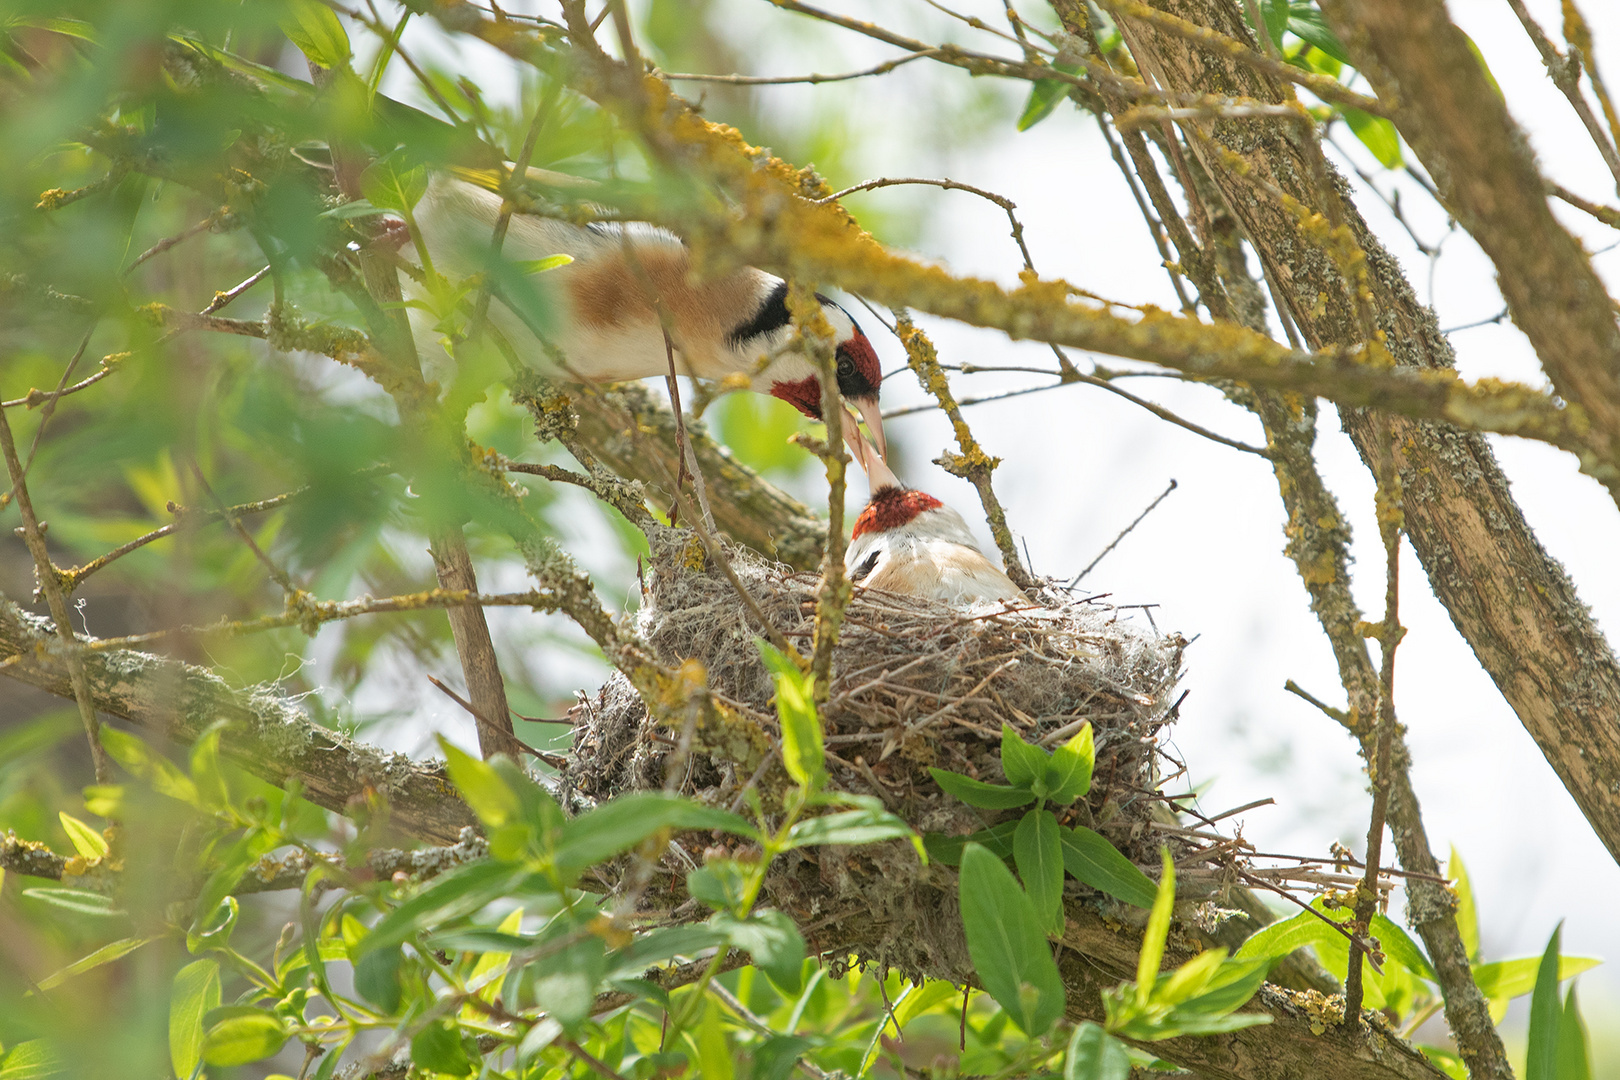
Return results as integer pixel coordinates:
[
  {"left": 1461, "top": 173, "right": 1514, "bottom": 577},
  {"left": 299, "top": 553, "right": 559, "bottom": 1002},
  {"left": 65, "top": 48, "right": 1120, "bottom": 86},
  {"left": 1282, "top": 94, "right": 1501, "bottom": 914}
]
[
  {"left": 841, "top": 416, "right": 902, "bottom": 492},
  {"left": 852, "top": 395, "right": 887, "bottom": 463}
]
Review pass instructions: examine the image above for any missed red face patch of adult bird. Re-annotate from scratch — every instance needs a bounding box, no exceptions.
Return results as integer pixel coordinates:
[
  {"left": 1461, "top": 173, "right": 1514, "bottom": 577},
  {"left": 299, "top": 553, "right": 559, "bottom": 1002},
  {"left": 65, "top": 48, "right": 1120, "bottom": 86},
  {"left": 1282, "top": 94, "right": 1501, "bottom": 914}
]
[
  {"left": 845, "top": 452, "right": 1024, "bottom": 605},
  {"left": 409, "top": 170, "right": 886, "bottom": 462}
]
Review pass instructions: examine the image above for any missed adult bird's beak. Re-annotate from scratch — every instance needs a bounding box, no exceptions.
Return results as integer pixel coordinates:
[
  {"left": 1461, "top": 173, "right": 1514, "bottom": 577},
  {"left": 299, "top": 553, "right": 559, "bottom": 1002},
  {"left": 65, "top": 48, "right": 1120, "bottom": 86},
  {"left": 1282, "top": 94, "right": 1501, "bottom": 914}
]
[
  {"left": 842, "top": 419, "right": 903, "bottom": 492},
  {"left": 851, "top": 395, "right": 887, "bottom": 463}
]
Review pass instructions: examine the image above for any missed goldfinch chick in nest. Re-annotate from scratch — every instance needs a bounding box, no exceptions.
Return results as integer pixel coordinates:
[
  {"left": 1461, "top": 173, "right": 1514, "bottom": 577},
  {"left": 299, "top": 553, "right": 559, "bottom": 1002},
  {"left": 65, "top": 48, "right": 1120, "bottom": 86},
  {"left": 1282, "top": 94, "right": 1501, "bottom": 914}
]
[{"left": 844, "top": 450, "right": 1024, "bottom": 605}]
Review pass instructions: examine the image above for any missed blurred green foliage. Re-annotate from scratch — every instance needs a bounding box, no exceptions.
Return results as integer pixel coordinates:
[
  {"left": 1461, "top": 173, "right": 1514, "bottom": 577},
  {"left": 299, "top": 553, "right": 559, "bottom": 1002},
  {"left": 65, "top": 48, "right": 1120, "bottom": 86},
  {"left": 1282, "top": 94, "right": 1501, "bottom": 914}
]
[{"left": 0, "top": 2, "right": 1603, "bottom": 1078}]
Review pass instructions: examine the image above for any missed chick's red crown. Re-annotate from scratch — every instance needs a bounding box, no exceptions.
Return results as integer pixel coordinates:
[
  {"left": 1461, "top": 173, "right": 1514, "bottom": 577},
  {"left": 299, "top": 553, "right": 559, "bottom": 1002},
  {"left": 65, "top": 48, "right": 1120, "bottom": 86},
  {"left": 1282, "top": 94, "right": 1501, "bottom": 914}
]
[{"left": 851, "top": 487, "right": 943, "bottom": 539}]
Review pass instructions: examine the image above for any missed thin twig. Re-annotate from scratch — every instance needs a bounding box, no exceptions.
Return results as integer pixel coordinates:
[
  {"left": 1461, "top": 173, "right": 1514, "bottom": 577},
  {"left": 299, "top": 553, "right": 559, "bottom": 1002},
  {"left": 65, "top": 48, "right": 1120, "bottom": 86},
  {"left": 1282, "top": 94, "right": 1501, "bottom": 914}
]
[
  {"left": 1440, "top": 309, "right": 1510, "bottom": 336},
  {"left": 1504, "top": 0, "right": 1620, "bottom": 193},
  {"left": 200, "top": 266, "right": 272, "bottom": 315},
  {"left": 124, "top": 210, "right": 227, "bottom": 275},
  {"left": 662, "top": 330, "right": 716, "bottom": 532},
  {"left": 60, "top": 481, "right": 322, "bottom": 591},
  {"left": 891, "top": 312, "right": 1031, "bottom": 589},
  {"left": 815, "top": 176, "right": 1037, "bottom": 274},
  {"left": 1, "top": 328, "right": 94, "bottom": 508},
  {"left": 426, "top": 674, "right": 563, "bottom": 765},
  {"left": 660, "top": 50, "right": 937, "bottom": 85},
  {"left": 1549, "top": 182, "right": 1620, "bottom": 229},
  {"left": 1069, "top": 479, "right": 1178, "bottom": 586},
  {"left": 0, "top": 404, "right": 113, "bottom": 784},
  {"left": 187, "top": 460, "right": 302, "bottom": 597},
  {"left": 1098, "top": 0, "right": 1387, "bottom": 117}
]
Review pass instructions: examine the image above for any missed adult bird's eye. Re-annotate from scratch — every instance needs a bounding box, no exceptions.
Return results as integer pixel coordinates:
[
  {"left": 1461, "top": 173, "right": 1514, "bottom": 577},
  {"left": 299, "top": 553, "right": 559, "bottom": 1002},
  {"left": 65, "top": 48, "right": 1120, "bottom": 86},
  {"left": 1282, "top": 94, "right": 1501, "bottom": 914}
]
[
  {"left": 853, "top": 549, "right": 880, "bottom": 581},
  {"left": 836, "top": 355, "right": 855, "bottom": 378}
]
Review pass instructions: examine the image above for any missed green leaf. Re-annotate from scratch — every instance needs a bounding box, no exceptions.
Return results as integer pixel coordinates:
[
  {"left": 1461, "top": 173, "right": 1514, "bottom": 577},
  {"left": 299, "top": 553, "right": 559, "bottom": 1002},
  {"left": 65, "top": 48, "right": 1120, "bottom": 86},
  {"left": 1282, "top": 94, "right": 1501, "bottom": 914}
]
[
  {"left": 1017, "top": 62, "right": 1084, "bottom": 132},
  {"left": 531, "top": 934, "right": 607, "bottom": 1032},
  {"left": 1000, "top": 723, "right": 1049, "bottom": 795},
  {"left": 0, "top": 1040, "right": 66, "bottom": 1080},
  {"left": 514, "top": 255, "right": 574, "bottom": 274},
  {"left": 785, "top": 808, "right": 921, "bottom": 855},
  {"left": 752, "top": 1035, "right": 814, "bottom": 1080},
  {"left": 21, "top": 887, "right": 123, "bottom": 918},
  {"left": 3, "top": 16, "right": 97, "bottom": 42},
  {"left": 439, "top": 737, "right": 521, "bottom": 828},
  {"left": 358, "top": 861, "right": 526, "bottom": 954},
  {"left": 1064, "top": 1022, "right": 1130, "bottom": 1080},
  {"left": 1059, "top": 826, "right": 1159, "bottom": 908},
  {"left": 353, "top": 945, "right": 404, "bottom": 1011},
  {"left": 1558, "top": 984, "right": 1592, "bottom": 1080},
  {"left": 98, "top": 727, "right": 200, "bottom": 807},
  {"left": 687, "top": 859, "right": 752, "bottom": 914},
  {"left": 201, "top": 1009, "right": 288, "bottom": 1066},
  {"left": 957, "top": 842, "right": 1065, "bottom": 1036},
  {"left": 1137, "top": 849, "right": 1176, "bottom": 1004},
  {"left": 924, "top": 820, "right": 1019, "bottom": 866},
  {"left": 1014, "top": 809, "right": 1065, "bottom": 936},
  {"left": 361, "top": 153, "right": 429, "bottom": 215},
  {"left": 1342, "top": 107, "right": 1402, "bottom": 168},
  {"left": 169, "top": 958, "right": 221, "bottom": 1080},
  {"left": 80, "top": 785, "right": 122, "bottom": 819},
  {"left": 891, "top": 979, "right": 962, "bottom": 1029},
  {"left": 1262, "top": 0, "right": 1289, "bottom": 50},
  {"left": 1235, "top": 905, "right": 1341, "bottom": 962},
  {"left": 712, "top": 910, "right": 806, "bottom": 993},
  {"left": 1286, "top": 6, "right": 1350, "bottom": 64},
  {"left": 1472, "top": 954, "right": 1601, "bottom": 1004},
  {"left": 1462, "top": 32, "right": 1503, "bottom": 98},
  {"left": 189, "top": 725, "right": 230, "bottom": 813},
  {"left": 279, "top": 0, "right": 352, "bottom": 67},
  {"left": 759, "top": 640, "right": 823, "bottom": 789},
  {"left": 554, "top": 792, "right": 756, "bottom": 876},
  {"left": 1526, "top": 924, "right": 1563, "bottom": 1080},
  {"left": 1370, "top": 913, "right": 1436, "bottom": 983},
  {"left": 1447, "top": 846, "right": 1479, "bottom": 961},
  {"left": 188, "top": 895, "right": 240, "bottom": 953},
  {"left": 928, "top": 768, "right": 1035, "bottom": 809},
  {"left": 37, "top": 935, "right": 154, "bottom": 991},
  {"left": 606, "top": 924, "right": 729, "bottom": 980},
  {"left": 1419, "top": 1047, "right": 1470, "bottom": 1080},
  {"left": 1176, "top": 956, "right": 1270, "bottom": 1016},
  {"left": 1046, "top": 723, "right": 1095, "bottom": 804},
  {"left": 411, "top": 1019, "right": 473, "bottom": 1077},
  {"left": 696, "top": 1000, "right": 736, "bottom": 1080},
  {"left": 1153, "top": 947, "right": 1226, "bottom": 1007},
  {"left": 57, "top": 812, "right": 108, "bottom": 860},
  {"left": 191, "top": 828, "right": 277, "bottom": 934}
]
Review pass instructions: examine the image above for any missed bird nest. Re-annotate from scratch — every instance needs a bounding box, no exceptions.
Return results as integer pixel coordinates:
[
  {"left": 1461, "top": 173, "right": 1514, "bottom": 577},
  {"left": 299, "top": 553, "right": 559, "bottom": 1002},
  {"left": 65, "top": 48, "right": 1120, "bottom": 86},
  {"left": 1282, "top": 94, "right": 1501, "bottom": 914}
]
[{"left": 560, "top": 526, "right": 1190, "bottom": 978}]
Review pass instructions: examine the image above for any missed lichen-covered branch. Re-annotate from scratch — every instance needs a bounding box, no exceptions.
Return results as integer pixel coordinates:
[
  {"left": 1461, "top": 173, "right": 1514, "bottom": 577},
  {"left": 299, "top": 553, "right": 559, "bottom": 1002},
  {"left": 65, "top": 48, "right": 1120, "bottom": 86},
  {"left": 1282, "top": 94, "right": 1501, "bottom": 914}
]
[
  {"left": 515, "top": 376, "right": 825, "bottom": 570},
  {"left": 1126, "top": 0, "right": 1620, "bottom": 866},
  {"left": 456, "top": 19, "right": 1619, "bottom": 490},
  {"left": 1087, "top": 2, "right": 1535, "bottom": 1072},
  {"left": 894, "top": 313, "right": 1032, "bottom": 589},
  {"left": 1057, "top": 908, "right": 1447, "bottom": 1080},
  {"left": 1319, "top": 0, "right": 1620, "bottom": 457},
  {"left": 0, "top": 827, "right": 488, "bottom": 894},
  {"left": 0, "top": 599, "right": 479, "bottom": 845},
  {"left": 0, "top": 399, "right": 113, "bottom": 784}
]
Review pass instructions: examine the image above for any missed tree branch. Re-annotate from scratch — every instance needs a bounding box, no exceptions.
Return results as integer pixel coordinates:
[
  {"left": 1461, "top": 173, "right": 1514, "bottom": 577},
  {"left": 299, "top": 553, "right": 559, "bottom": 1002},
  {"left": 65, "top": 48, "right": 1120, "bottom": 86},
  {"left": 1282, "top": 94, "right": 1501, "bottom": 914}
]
[
  {"left": 1320, "top": 0, "right": 1620, "bottom": 457},
  {"left": 0, "top": 599, "right": 479, "bottom": 845}
]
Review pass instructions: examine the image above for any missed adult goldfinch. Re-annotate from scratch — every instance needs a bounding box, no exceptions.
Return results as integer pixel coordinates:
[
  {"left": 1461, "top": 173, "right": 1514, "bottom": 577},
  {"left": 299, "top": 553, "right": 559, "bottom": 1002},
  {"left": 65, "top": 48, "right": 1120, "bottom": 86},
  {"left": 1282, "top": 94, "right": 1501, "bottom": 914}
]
[
  {"left": 844, "top": 454, "right": 1024, "bottom": 605},
  {"left": 409, "top": 172, "right": 886, "bottom": 460}
]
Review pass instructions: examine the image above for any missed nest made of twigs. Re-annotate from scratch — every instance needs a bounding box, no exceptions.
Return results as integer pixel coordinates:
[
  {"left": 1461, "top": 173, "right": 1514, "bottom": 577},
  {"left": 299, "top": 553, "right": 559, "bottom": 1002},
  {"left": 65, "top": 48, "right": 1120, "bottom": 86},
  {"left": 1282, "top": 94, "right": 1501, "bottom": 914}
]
[{"left": 559, "top": 527, "right": 1188, "bottom": 978}]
